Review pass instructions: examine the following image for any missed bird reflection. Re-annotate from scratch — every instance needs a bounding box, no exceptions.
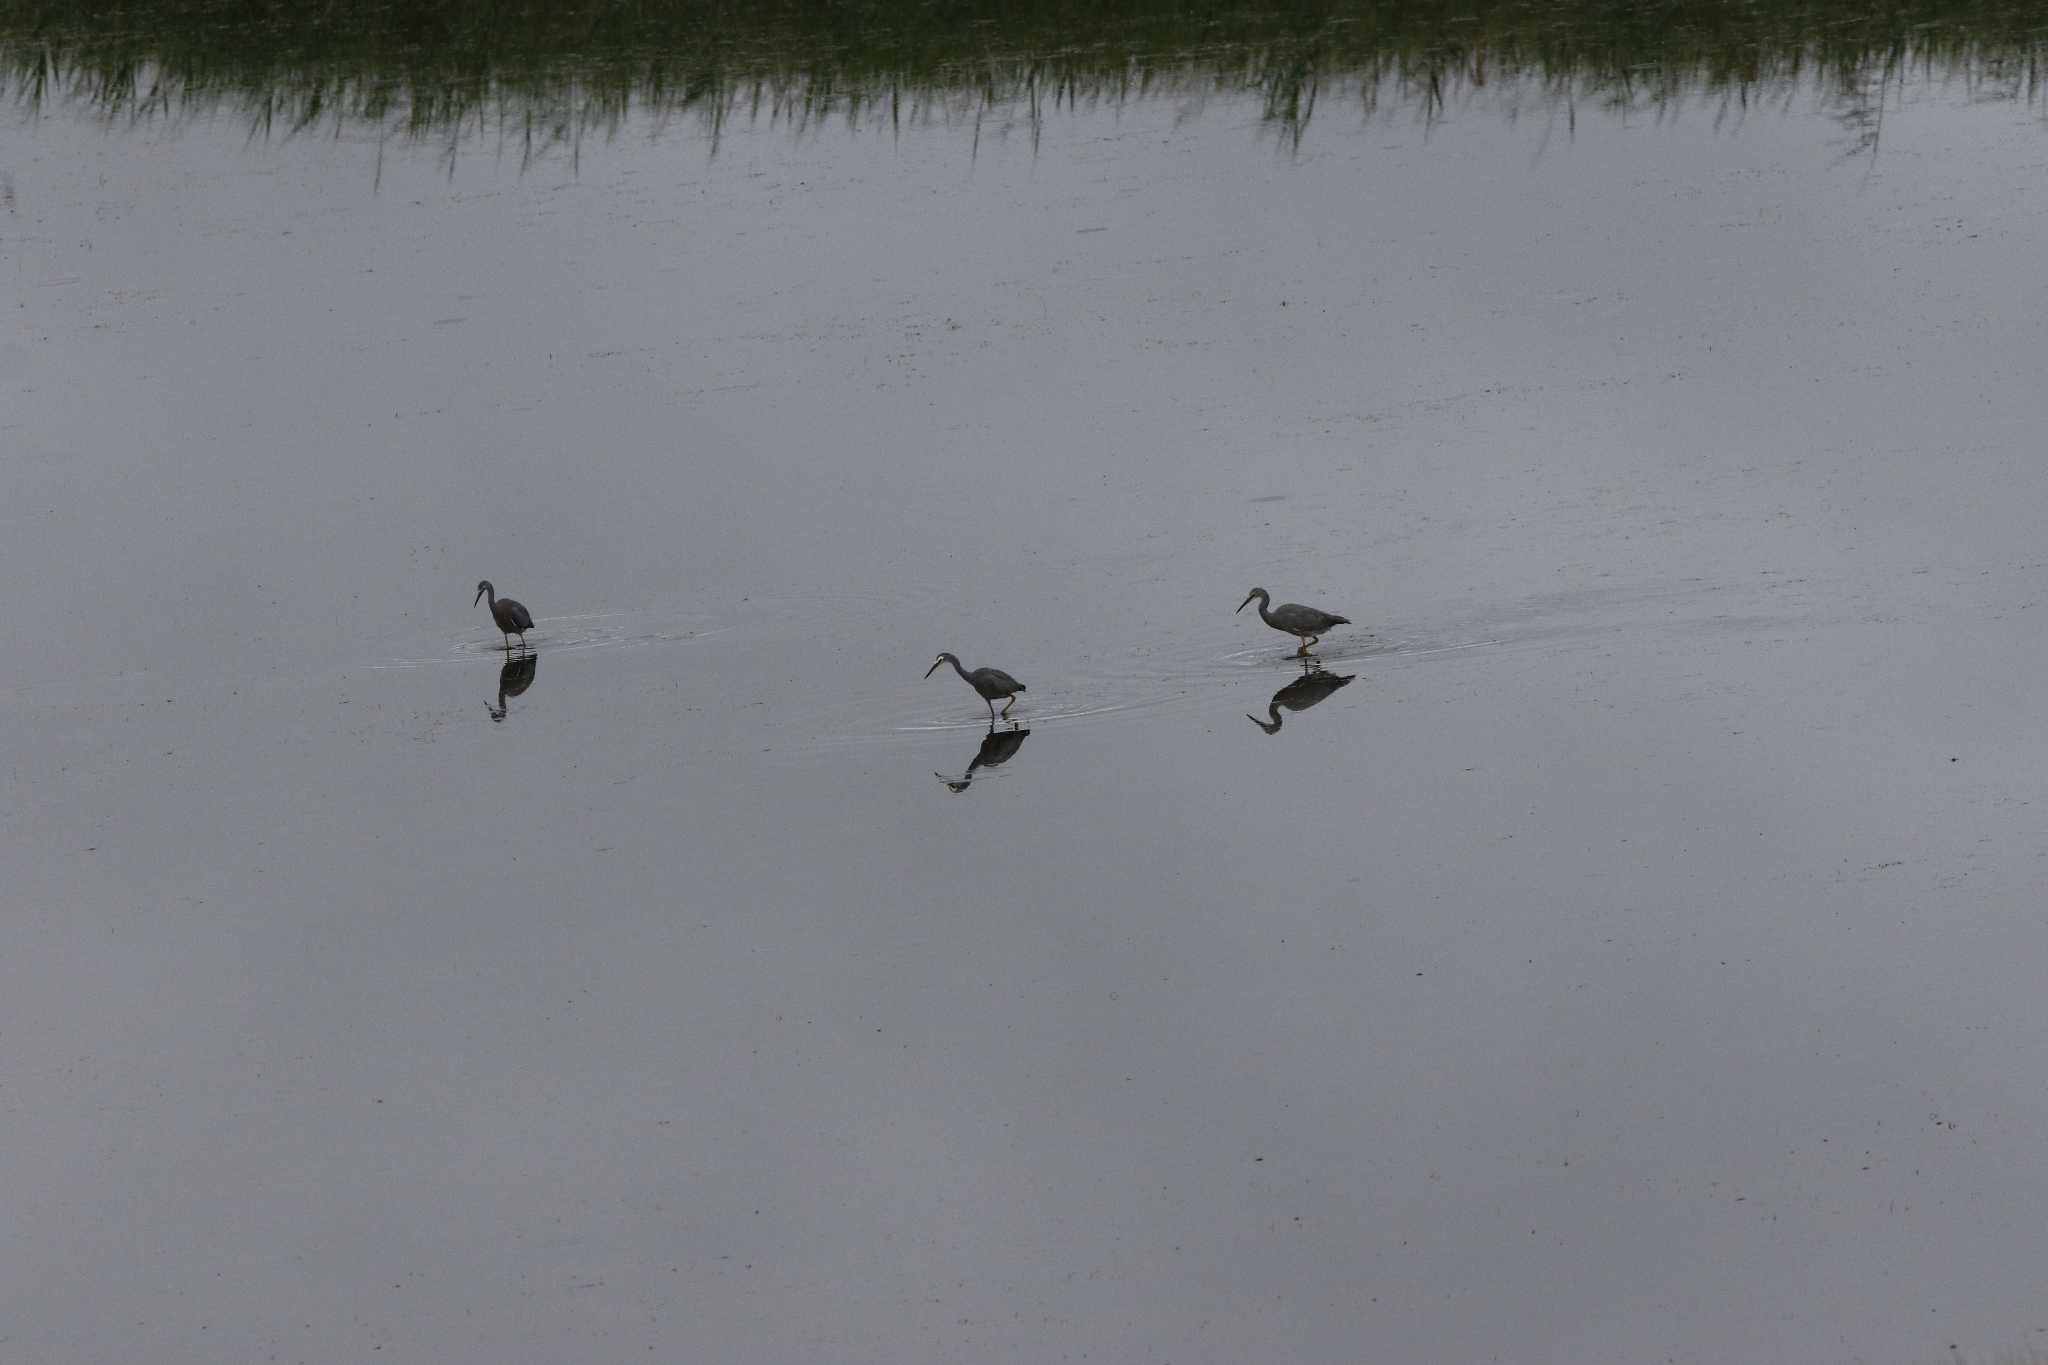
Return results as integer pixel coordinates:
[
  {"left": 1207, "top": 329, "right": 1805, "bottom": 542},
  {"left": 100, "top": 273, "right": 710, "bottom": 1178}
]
[
  {"left": 936, "top": 720, "right": 1031, "bottom": 792},
  {"left": 1247, "top": 662, "right": 1354, "bottom": 734},
  {"left": 487, "top": 650, "right": 538, "bottom": 722}
]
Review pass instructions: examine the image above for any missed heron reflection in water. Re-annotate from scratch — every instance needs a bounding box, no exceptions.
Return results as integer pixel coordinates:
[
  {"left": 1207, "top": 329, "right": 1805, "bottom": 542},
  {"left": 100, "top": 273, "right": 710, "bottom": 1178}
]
[
  {"left": 1247, "top": 662, "right": 1354, "bottom": 734},
  {"left": 937, "top": 720, "right": 1031, "bottom": 792},
  {"left": 488, "top": 651, "right": 538, "bottom": 722}
]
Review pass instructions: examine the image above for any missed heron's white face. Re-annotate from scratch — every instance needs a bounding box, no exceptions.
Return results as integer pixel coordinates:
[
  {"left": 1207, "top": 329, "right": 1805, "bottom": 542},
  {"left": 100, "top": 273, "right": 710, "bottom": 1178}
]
[
  {"left": 1236, "top": 591, "right": 1259, "bottom": 613},
  {"left": 924, "top": 656, "right": 946, "bottom": 678}
]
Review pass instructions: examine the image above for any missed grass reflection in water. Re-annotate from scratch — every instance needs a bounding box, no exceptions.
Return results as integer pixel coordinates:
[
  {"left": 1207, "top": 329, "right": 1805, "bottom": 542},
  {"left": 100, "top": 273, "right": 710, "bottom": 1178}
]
[{"left": 3, "top": 0, "right": 2046, "bottom": 153}]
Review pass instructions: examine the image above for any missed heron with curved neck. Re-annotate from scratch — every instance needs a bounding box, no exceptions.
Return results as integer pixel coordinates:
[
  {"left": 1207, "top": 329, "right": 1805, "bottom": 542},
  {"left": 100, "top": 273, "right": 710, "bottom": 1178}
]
[
  {"left": 1236, "top": 587, "right": 1350, "bottom": 656},
  {"left": 474, "top": 580, "right": 534, "bottom": 651},
  {"left": 924, "top": 652, "right": 1026, "bottom": 719}
]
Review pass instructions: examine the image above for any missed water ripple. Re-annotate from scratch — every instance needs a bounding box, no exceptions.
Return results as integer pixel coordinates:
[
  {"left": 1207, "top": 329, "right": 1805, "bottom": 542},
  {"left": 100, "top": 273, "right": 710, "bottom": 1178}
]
[{"left": 372, "top": 609, "right": 728, "bottom": 669}]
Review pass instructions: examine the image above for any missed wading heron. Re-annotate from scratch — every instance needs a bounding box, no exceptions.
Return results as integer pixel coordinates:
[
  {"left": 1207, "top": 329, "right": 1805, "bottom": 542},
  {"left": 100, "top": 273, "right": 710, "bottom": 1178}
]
[
  {"left": 1236, "top": 587, "right": 1349, "bottom": 656},
  {"left": 925, "top": 652, "right": 1026, "bottom": 719},
  {"left": 474, "top": 580, "right": 533, "bottom": 651}
]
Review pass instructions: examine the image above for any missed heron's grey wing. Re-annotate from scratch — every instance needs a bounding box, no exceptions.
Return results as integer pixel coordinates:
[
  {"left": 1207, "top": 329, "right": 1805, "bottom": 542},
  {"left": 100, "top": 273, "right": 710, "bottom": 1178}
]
[
  {"left": 987, "top": 669, "right": 1024, "bottom": 692},
  {"left": 1271, "top": 604, "right": 1317, "bottom": 631},
  {"left": 509, "top": 601, "right": 535, "bottom": 630},
  {"left": 1280, "top": 604, "right": 1345, "bottom": 632}
]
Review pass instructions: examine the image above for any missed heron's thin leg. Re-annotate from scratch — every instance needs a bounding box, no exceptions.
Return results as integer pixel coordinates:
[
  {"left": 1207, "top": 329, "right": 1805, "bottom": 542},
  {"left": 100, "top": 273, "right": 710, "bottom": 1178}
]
[{"left": 1000, "top": 695, "right": 1015, "bottom": 717}]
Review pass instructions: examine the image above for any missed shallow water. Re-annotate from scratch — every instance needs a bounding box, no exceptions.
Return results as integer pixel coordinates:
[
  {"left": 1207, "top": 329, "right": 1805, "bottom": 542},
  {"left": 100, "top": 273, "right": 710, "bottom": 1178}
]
[{"left": 8, "top": 68, "right": 2048, "bottom": 1365}]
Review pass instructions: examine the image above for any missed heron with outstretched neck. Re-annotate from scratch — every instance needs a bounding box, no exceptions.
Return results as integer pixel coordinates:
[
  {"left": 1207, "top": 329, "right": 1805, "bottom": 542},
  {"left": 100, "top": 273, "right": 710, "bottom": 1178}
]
[
  {"left": 1236, "top": 587, "right": 1349, "bottom": 656},
  {"left": 474, "top": 580, "right": 533, "bottom": 651},
  {"left": 925, "top": 652, "right": 1026, "bottom": 719}
]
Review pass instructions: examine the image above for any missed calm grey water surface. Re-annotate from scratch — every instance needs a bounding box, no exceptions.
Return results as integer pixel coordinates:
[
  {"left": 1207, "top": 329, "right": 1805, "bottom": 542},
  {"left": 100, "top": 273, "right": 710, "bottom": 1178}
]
[{"left": 7, "top": 89, "right": 2048, "bottom": 1364}]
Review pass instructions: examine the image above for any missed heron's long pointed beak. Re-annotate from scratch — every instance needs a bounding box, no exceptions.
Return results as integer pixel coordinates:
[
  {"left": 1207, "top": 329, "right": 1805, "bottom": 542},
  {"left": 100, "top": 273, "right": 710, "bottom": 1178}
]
[
  {"left": 1235, "top": 594, "right": 1254, "bottom": 613},
  {"left": 924, "top": 660, "right": 943, "bottom": 679},
  {"left": 473, "top": 588, "right": 485, "bottom": 607}
]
